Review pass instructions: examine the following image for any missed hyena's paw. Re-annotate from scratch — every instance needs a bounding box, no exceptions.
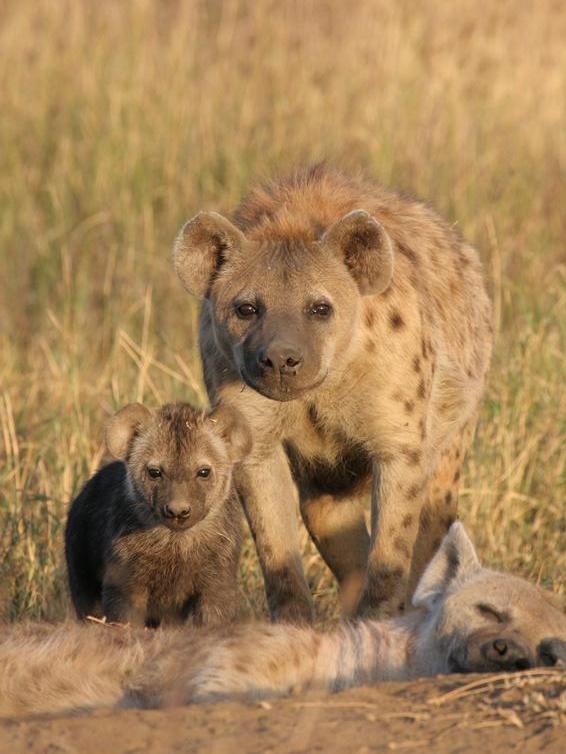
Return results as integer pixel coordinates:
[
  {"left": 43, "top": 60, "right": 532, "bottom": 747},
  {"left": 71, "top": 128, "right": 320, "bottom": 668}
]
[
  {"left": 270, "top": 593, "right": 315, "bottom": 624},
  {"left": 266, "top": 569, "right": 315, "bottom": 624},
  {"left": 355, "top": 564, "right": 408, "bottom": 619}
]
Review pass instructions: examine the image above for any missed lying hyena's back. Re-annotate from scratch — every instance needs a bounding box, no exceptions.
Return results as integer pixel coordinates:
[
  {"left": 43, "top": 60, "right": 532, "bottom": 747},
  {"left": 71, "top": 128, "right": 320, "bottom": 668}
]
[{"left": 0, "top": 622, "right": 150, "bottom": 716}]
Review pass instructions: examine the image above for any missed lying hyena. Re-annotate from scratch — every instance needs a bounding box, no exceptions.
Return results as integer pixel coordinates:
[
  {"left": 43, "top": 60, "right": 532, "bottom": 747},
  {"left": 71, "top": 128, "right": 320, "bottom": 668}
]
[
  {"left": 1, "top": 524, "right": 564, "bottom": 717},
  {"left": 173, "top": 165, "right": 493, "bottom": 620}
]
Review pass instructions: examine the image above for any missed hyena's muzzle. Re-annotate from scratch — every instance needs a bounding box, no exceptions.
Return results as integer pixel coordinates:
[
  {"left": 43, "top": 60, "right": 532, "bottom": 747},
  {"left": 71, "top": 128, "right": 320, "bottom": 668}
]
[{"left": 450, "top": 631, "right": 566, "bottom": 673}]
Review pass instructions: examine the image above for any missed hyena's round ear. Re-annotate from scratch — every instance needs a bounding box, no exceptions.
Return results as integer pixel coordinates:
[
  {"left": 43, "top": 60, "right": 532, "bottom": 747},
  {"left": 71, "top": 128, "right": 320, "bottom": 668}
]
[
  {"left": 173, "top": 211, "right": 247, "bottom": 298},
  {"left": 321, "top": 209, "right": 394, "bottom": 295},
  {"left": 208, "top": 403, "right": 253, "bottom": 464},
  {"left": 105, "top": 403, "right": 153, "bottom": 461},
  {"left": 412, "top": 522, "right": 481, "bottom": 610}
]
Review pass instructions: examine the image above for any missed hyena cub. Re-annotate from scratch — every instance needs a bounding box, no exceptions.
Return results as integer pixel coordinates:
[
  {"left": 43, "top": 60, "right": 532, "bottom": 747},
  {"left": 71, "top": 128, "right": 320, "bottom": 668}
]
[{"left": 65, "top": 402, "right": 251, "bottom": 628}]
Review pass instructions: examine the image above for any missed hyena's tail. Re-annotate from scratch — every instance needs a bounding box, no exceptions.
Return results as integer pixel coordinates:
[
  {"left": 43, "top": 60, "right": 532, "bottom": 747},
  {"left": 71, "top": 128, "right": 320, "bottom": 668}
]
[{"left": 0, "top": 622, "right": 148, "bottom": 717}]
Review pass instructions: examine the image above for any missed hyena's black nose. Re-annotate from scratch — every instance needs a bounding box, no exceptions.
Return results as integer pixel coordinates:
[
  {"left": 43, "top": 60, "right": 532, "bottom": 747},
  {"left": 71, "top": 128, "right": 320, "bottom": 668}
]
[
  {"left": 538, "top": 638, "right": 566, "bottom": 667},
  {"left": 258, "top": 342, "right": 303, "bottom": 375},
  {"left": 162, "top": 503, "right": 192, "bottom": 520},
  {"left": 483, "top": 638, "right": 532, "bottom": 670}
]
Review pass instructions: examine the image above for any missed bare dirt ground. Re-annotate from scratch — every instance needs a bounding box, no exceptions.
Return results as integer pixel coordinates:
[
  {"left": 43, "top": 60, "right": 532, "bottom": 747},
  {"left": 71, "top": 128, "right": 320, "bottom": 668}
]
[{"left": 1, "top": 671, "right": 564, "bottom": 754}]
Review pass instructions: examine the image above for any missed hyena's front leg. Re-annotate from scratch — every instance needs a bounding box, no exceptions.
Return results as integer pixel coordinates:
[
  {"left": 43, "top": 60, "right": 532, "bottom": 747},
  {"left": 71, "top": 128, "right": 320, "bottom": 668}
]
[
  {"left": 300, "top": 492, "right": 370, "bottom": 616},
  {"left": 237, "top": 446, "right": 314, "bottom": 623},
  {"left": 356, "top": 457, "right": 426, "bottom": 618},
  {"left": 408, "top": 419, "right": 476, "bottom": 595}
]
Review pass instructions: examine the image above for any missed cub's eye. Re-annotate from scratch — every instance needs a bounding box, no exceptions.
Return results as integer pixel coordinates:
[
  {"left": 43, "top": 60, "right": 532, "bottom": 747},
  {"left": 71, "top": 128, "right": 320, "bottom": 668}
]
[
  {"left": 235, "top": 302, "right": 257, "bottom": 319},
  {"left": 476, "top": 604, "right": 507, "bottom": 623},
  {"left": 309, "top": 302, "right": 333, "bottom": 318},
  {"left": 147, "top": 467, "right": 162, "bottom": 479},
  {"left": 196, "top": 467, "right": 211, "bottom": 479}
]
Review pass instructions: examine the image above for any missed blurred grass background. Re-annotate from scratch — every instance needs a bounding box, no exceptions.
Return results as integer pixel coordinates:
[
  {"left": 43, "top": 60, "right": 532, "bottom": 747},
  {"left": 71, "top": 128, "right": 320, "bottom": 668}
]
[{"left": 0, "top": 0, "right": 564, "bottom": 621}]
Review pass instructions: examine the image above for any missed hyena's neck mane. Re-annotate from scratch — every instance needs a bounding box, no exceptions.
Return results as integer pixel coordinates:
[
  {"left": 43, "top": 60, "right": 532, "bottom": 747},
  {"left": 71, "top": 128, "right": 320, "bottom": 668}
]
[{"left": 233, "top": 164, "right": 381, "bottom": 243}]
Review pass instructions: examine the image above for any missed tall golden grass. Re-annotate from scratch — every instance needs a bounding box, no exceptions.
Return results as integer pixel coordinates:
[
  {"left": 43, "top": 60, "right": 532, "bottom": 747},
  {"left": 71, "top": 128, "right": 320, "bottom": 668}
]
[{"left": 1, "top": 0, "right": 564, "bottom": 620}]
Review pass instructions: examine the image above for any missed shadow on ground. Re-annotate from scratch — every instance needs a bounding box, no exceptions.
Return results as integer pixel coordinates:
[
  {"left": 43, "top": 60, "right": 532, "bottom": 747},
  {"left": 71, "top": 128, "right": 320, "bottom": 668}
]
[{"left": 1, "top": 671, "right": 564, "bottom": 754}]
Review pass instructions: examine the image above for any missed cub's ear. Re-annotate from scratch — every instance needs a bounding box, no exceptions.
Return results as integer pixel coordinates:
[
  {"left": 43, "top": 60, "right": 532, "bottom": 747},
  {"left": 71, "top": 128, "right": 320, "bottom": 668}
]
[
  {"left": 105, "top": 403, "right": 153, "bottom": 461},
  {"left": 412, "top": 522, "right": 481, "bottom": 610},
  {"left": 321, "top": 209, "right": 394, "bottom": 295},
  {"left": 208, "top": 402, "right": 253, "bottom": 464},
  {"left": 173, "top": 211, "right": 246, "bottom": 298}
]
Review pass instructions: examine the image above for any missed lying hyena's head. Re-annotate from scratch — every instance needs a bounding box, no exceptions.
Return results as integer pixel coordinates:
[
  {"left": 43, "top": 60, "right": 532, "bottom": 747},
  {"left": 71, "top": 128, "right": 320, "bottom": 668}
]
[
  {"left": 106, "top": 402, "right": 251, "bottom": 531},
  {"left": 412, "top": 523, "right": 566, "bottom": 675},
  {"left": 173, "top": 211, "right": 393, "bottom": 401}
]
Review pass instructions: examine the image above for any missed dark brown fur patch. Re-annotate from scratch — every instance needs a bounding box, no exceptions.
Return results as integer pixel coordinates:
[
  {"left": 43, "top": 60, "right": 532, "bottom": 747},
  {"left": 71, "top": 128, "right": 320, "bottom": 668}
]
[
  {"left": 365, "top": 308, "right": 376, "bottom": 329},
  {"left": 413, "top": 355, "right": 421, "bottom": 373},
  {"left": 417, "top": 379, "right": 426, "bottom": 399},
  {"left": 398, "top": 242, "right": 419, "bottom": 264},
  {"left": 401, "top": 446, "right": 421, "bottom": 466},
  {"left": 307, "top": 403, "right": 325, "bottom": 437},
  {"left": 445, "top": 491, "right": 453, "bottom": 506},
  {"left": 453, "top": 469, "right": 461, "bottom": 483},
  {"left": 404, "top": 400, "right": 415, "bottom": 414},
  {"left": 406, "top": 484, "right": 421, "bottom": 500},
  {"left": 388, "top": 309, "right": 405, "bottom": 330},
  {"left": 394, "top": 537, "right": 411, "bottom": 560},
  {"left": 401, "top": 513, "right": 414, "bottom": 529}
]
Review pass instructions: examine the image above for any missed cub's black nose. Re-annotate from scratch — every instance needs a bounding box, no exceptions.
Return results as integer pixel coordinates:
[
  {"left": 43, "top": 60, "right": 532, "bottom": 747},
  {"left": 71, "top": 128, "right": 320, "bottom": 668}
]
[
  {"left": 162, "top": 504, "right": 191, "bottom": 520},
  {"left": 483, "top": 637, "right": 532, "bottom": 670}
]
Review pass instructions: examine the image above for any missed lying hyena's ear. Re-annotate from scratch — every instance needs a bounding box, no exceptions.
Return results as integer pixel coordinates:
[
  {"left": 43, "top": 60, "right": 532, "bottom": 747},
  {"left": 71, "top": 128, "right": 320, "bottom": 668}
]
[
  {"left": 105, "top": 403, "right": 153, "bottom": 461},
  {"left": 173, "top": 211, "right": 246, "bottom": 298},
  {"left": 208, "top": 403, "right": 253, "bottom": 464},
  {"left": 412, "top": 522, "right": 481, "bottom": 610},
  {"left": 321, "top": 210, "right": 394, "bottom": 295}
]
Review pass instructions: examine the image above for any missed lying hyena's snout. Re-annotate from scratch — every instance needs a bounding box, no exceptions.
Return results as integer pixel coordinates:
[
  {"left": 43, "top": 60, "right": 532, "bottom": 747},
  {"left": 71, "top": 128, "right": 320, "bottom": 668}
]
[
  {"left": 538, "top": 638, "right": 566, "bottom": 667},
  {"left": 453, "top": 630, "right": 534, "bottom": 673},
  {"left": 479, "top": 635, "right": 532, "bottom": 671}
]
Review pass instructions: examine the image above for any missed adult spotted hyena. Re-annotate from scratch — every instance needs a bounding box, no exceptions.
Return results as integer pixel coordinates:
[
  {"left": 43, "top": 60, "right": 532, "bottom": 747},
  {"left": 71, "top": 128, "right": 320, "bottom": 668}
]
[{"left": 173, "top": 165, "right": 493, "bottom": 621}]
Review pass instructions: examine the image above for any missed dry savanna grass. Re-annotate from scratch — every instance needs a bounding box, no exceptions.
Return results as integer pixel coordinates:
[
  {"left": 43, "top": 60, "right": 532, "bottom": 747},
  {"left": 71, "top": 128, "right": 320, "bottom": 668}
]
[{"left": 0, "top": 0, "right": 564, "bottom": 621}]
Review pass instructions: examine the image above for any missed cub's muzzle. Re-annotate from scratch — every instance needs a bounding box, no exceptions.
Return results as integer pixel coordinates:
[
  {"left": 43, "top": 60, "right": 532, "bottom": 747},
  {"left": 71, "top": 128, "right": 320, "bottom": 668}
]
[{"left": 161, "top": 502, "right": 193, "bottom": 529}]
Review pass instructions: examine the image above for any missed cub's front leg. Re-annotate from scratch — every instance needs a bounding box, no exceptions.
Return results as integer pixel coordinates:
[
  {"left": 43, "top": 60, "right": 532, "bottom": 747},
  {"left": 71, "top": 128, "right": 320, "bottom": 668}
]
[
  {"left": 191, "top": 581, "right": 240, "bottom": 627},
  {"left": 102, "top": 563, "right": 148, "bottom": 626}
]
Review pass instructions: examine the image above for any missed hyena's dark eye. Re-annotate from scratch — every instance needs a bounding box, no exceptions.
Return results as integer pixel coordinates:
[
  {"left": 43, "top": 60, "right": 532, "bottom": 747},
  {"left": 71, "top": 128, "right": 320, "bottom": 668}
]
[
  {"left": 476, "top": 604, "right": 507, "bottom": 623},
  {"left": 235, "top": 302, "right": 257, "bottom": 319},
  {"left": 196, "top": 467, "right": 211, "bottom": 479},
  {"left": 147, "top": 466, "right": 162, "bottom": 479},
  {"left": 309, "top": 301, "right": 333, "bottom": 318}
]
